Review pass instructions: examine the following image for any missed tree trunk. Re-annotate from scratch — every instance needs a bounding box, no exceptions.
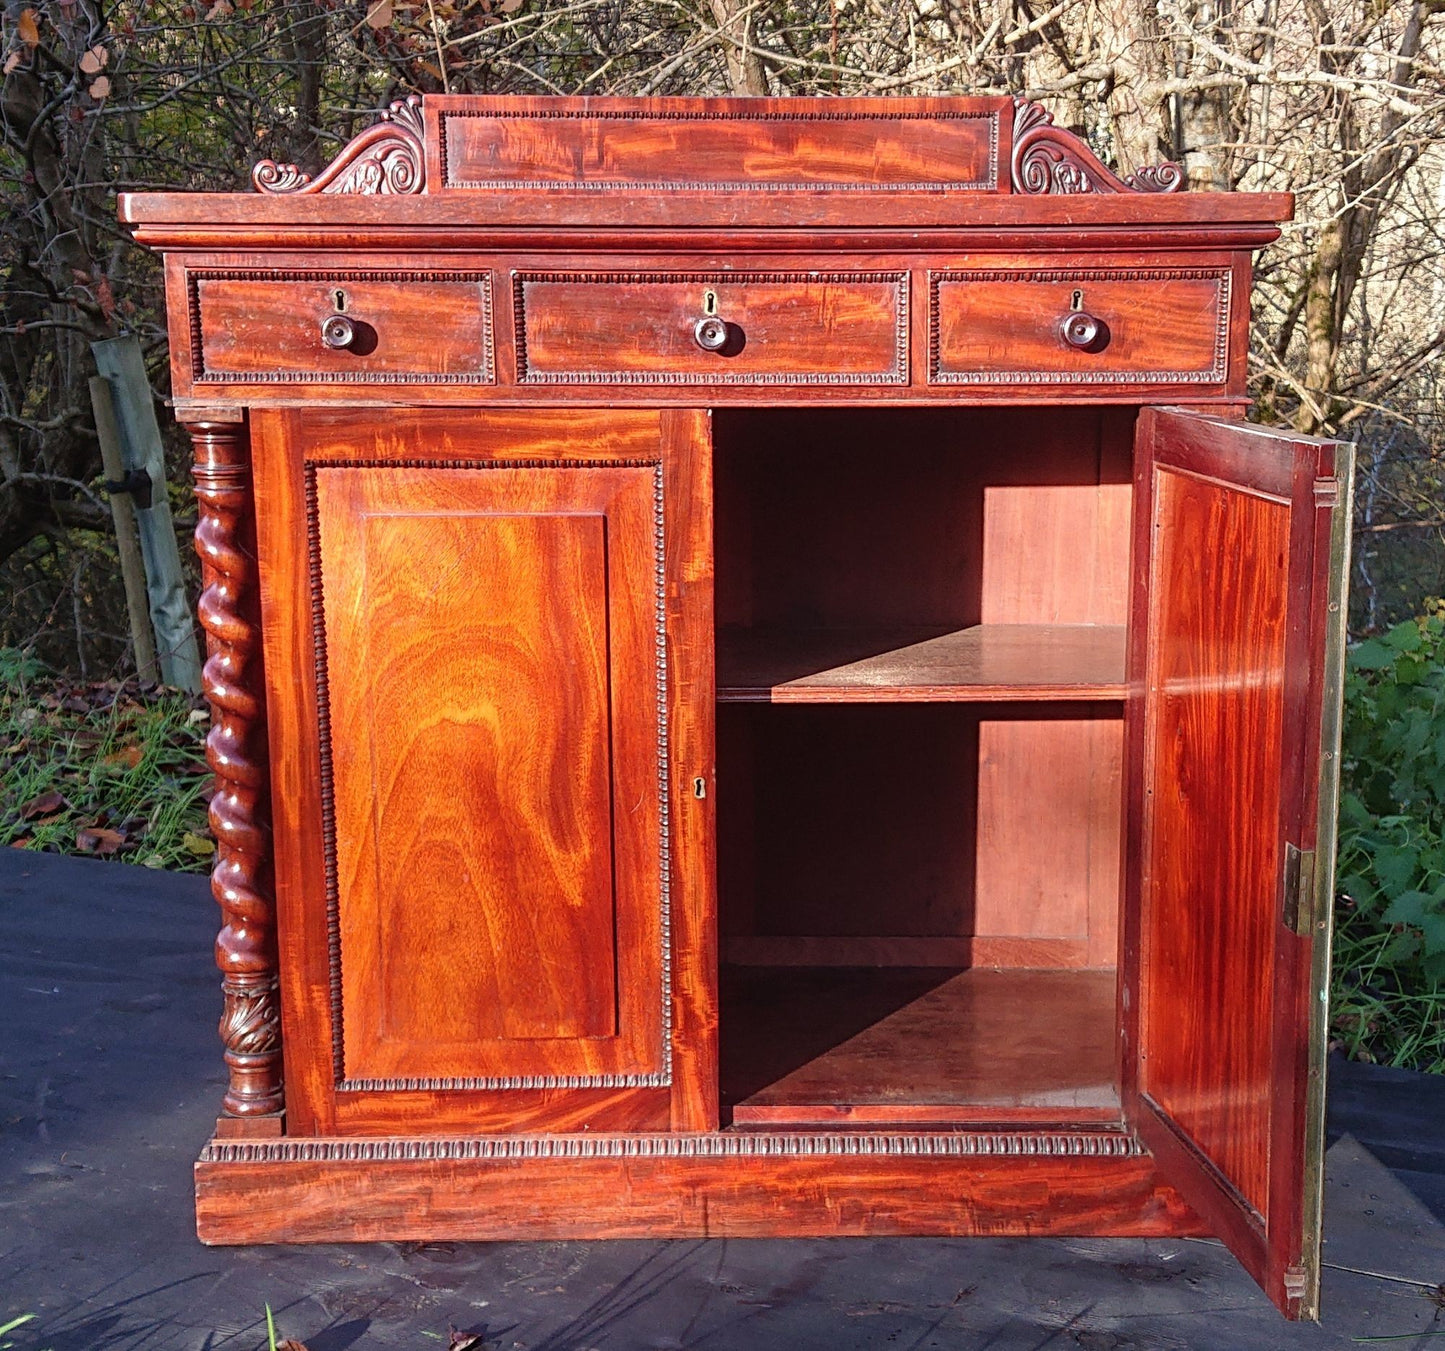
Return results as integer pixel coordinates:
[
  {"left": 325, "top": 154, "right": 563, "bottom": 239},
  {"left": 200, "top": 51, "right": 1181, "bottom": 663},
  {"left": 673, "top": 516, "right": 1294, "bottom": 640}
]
[{"left": 707, "top": 0, "right": 769, "bottom": 95}]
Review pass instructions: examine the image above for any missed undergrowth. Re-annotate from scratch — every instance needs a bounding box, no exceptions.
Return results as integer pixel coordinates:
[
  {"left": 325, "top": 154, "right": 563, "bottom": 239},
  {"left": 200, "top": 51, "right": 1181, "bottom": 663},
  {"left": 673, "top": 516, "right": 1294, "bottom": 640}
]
[
  {"left": 0, "top": 648, "right": 213, "bottom": 872},
  {"left": 1333, "top": 602, "right": 1445, "bottom": 1071}
]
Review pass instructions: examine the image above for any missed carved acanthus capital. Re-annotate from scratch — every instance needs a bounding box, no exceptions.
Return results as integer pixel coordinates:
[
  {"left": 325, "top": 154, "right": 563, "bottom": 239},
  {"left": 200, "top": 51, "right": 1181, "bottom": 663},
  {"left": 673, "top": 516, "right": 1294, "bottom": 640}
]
[
  {"left": 252, "top": 95, "right": 426, "bottom": 196},
  {"left": 1010, "top": 99, "right": 1184, "bottom": 196}
]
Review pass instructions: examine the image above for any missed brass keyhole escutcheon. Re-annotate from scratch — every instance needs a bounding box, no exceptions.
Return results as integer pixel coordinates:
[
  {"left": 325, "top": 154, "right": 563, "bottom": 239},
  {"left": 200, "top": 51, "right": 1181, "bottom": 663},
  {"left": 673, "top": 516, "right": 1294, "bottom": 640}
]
[
  {"left": 1070, "top": 288, "right": 1084, "bottom": 312},
  {"left": 332, "top": 288, "right": 349, "bottom": 313},
  {"left": 702, "top": 289, "right": 718, "bottom": 316}
]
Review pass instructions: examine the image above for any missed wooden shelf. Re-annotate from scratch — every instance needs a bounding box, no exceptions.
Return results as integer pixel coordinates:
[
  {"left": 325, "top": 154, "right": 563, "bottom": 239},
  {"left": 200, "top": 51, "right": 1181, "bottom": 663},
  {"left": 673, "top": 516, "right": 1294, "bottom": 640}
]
[
  {"left": 722, "top": 966, "right": 1121, "bottom": 1127},
  {"left": 716, "top": 623, "right": 1127, "bottom": 703}
]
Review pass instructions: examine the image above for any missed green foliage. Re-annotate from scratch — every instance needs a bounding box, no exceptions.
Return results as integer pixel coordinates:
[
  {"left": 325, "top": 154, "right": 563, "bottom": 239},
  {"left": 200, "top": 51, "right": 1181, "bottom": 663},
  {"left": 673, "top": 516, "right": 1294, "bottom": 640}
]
[
  {"left": 0, "top": 651, "right": 213, "bottom": 872},
  {"left": 1333, "top": 604, "right": 1445, "bottom": 1071}
]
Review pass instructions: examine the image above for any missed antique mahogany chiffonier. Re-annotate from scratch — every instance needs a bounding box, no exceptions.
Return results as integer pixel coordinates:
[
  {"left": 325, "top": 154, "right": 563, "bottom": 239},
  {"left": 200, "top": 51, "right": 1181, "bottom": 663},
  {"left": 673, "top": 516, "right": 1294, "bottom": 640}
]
[{"left": 120, "top": 94, "right": 1350, "bottom": 1320}]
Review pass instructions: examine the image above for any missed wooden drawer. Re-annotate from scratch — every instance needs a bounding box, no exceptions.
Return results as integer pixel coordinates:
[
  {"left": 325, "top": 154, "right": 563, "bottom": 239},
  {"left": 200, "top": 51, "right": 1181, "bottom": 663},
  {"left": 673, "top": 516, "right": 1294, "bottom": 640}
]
[
  {"left": 929, "top": 268, "right": 1231, "bottom": 387},
  {"left": 513, "top": 271, "right": 909, "bottom": 385},
  {"left": 190, "top": 271, "right": 494, "bottom": 384}
]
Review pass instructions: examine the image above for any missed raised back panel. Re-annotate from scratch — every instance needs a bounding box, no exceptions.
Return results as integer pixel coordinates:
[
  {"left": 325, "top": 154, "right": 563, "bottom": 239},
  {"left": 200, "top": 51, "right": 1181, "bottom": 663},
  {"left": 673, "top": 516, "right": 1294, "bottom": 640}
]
[
  {"left": 313, "top": 461, "right": 666, "bottom": 1087},
  {"left": 435, "top": 97, "right": 1005, "bottom": 193}
]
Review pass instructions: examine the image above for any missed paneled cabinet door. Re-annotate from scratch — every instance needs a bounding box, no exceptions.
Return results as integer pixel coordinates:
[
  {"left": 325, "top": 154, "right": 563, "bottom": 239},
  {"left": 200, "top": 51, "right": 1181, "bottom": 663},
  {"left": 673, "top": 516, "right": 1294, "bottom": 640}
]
[
  {"left": 1125, "top": 407, "right": 1352, "bottom": 1321},
  {"left": 251, "top": 409, "right": 715, "bottom": 1137}
]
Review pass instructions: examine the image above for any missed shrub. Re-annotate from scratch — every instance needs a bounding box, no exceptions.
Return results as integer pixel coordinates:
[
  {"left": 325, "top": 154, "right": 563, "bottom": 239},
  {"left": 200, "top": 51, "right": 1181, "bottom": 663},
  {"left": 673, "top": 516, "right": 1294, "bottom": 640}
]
[{"left": 1332, "top": 602, "right": 1445, "bottom": 1070}]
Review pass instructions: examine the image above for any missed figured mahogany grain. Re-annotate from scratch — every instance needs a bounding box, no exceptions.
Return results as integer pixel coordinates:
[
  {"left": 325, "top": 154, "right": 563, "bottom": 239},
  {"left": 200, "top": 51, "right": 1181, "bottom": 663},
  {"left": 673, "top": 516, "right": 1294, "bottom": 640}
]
[
  {"left": 721, "top": 967, "right": 1119, "bottom": 1122},
  {"left": 251, "top": 407, "right": 710, "bottom": 1134},
  {"left": 316, "top": 462, "right": 661, "bottom": 1082},
  {"left": 195, "top": 1147, "right": 1205, "bottom": 1245},
  {"left": 1139, "top": 465, "right": 1288, "bottom": 1217},
  {"left": 515, "top": 273, "right": 906, "bottom": 385},
  {"left": 716, "top": 623, "right": 1126, "bottom": 702},
  {"left": 196, "top": 276, "right": 492, "bottom": 382},
  {"left": 932, "top": 270, "right": 1229, "bottom": 386},
  {"left": 1128, "top": 407, "right": 1347, "bottom": 1317},
  {"left": 437, "top": 96, "right": 1003, "bottom": 192}
]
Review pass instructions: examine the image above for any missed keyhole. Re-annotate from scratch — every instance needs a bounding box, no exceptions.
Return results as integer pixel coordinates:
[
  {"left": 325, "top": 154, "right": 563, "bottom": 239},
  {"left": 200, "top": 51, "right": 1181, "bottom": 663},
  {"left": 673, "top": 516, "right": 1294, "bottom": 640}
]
[
  {"left": 702, "top": 289, "right": 718, "bottom": 316},
  {"left": 1070, "top": 289, "right": 1084, "bottom": 311},
  {"left": 332, "top": 289, "right": 348, "bottom": 313}
]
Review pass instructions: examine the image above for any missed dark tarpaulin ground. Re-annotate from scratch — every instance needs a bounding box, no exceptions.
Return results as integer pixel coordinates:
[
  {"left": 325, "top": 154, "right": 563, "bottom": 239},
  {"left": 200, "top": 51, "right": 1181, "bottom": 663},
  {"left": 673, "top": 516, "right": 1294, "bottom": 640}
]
[{"left": 3, "top": 848, "right": 1444, "bottom": 1351}]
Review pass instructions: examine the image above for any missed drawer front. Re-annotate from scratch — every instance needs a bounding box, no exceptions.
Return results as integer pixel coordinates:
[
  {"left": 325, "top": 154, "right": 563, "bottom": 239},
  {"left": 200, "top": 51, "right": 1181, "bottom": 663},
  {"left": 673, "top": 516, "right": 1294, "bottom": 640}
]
[
  {"left": 191, "top": 271, "right": 494, "bottom": 384},
  {"left": 929, "top": 268, "right": 1231, "bottom": 386},
  {"left": 514, "top": 271, "right": 909, "bottom": 385}
]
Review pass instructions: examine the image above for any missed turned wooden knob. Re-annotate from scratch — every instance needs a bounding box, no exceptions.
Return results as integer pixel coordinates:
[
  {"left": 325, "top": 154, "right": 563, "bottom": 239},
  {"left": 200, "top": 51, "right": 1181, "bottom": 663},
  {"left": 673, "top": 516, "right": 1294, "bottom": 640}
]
[
  {"left": 1060, "top": 311, "right": 1104, "bottom": 350},
  {"left": 694, "top": 316, "right": 729, "bottom": 352},
  {"left": 321, "top": 314, "right": 357, "bottom": 350}
]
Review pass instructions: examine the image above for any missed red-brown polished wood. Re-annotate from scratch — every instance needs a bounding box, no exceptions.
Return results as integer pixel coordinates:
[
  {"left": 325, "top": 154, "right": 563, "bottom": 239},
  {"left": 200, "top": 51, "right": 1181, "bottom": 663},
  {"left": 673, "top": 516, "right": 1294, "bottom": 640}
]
[
  {"left": 1127, "top": 407, "right": 1346, "bottom": 1318},
  {"left": 125, "top": 96, "right": 1342, "bottom": 1323}
]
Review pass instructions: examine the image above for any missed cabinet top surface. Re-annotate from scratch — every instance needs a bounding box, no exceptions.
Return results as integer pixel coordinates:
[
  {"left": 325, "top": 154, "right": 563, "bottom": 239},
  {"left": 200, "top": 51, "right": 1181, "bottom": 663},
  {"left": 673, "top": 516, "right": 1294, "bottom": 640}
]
[{"left": 120, "top": 94, "right": 1291, "bottom": 240}]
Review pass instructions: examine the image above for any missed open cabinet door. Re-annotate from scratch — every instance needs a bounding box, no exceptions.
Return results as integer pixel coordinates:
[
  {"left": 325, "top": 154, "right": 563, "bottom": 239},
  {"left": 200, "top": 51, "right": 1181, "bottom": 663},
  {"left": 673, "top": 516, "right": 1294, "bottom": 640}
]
[{"left": 1125, "top": 407, "right": 1353, "bottom": 1320}]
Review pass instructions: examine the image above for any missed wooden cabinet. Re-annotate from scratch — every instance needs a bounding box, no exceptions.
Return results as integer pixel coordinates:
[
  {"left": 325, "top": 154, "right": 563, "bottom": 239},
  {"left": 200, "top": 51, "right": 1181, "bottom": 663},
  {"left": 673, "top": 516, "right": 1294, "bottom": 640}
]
[{"left": 122, "top": 94, "right": 1349, "bottom": 1322}]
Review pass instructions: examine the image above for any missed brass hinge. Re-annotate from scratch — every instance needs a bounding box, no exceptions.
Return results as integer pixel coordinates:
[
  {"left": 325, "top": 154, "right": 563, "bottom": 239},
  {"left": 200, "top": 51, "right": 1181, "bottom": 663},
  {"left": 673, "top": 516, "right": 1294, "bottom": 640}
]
[
  {"left": 1282, "top": 843, "right": 1317, "bottom": 937},
  {"left": 1283, "top": 1263, "right": 1309, "bottom": 1301},
  {"left": 1313, "top": 476, "right": 1340, "bottom": 508}
]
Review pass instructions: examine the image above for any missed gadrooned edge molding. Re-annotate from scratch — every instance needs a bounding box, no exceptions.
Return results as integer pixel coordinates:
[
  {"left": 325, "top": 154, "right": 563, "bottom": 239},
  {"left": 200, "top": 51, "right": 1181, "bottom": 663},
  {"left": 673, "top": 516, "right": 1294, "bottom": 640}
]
[{"left": 201, "top": 1128, "right": 1146, "bottom": 1163}]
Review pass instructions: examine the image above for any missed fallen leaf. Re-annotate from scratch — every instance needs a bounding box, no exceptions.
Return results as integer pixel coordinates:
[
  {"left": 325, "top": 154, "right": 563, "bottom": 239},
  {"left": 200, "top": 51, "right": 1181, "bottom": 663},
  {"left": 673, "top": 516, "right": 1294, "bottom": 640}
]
[
  {"left": 20, "top": 789, "right": 68, "bottom": 820},
  {"left": 205, "top": 0, "right": 232, "bottom": 17},
  {"left": 16, "top": 9, "right": 39, "bottom": 47},
  {"left": 79, "top": 44, "right": 106, "bottom": 73},
  {"left": 499, "top": 0, "right": 522, "bottom": 11},
  {"left": 275, "top": 1342, "right": 309, "bottom": 1351},
  {"left": 364, "top": 0, "right": 391, "bottom": 26},
  {"left": 4, "top": 50, "right": 22, "bottom": 74},
  {"left": 449, "top": 1329, "right": 485, "bottom": 1351},
  {"left": 94, "top": 273, "right": 115, "bottom": 320},
  {"left": 87, "top": 74, "right": 110, "bottom": 98},
  {"left": 101, "top": 743, "right": 144, "bottom": 771},
  {"left": 10, "top": 837, "right": 33, "bottom": 849},
  {"left": 181, "top": 831, "right": 215, "bottom": 857},
  {"left": 76, "top": 826, "right": 126, "bottom": 855}
]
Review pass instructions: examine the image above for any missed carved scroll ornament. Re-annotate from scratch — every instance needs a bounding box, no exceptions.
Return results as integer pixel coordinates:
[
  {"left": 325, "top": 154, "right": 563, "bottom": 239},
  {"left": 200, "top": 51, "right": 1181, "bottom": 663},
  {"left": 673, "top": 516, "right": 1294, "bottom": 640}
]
[
  {"left": 1011, "top": 99, "right": 1183, "bottom": 195},
  {"left": 253, "top": 95, "right": 425, "bottom": 195}
]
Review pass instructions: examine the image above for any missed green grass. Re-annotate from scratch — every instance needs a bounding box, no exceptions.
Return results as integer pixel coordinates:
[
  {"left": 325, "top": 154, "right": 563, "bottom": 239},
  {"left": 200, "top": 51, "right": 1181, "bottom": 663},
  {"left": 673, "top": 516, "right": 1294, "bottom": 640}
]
[{"left": 0, "top": 648, "right": 213, "bottom": 873}]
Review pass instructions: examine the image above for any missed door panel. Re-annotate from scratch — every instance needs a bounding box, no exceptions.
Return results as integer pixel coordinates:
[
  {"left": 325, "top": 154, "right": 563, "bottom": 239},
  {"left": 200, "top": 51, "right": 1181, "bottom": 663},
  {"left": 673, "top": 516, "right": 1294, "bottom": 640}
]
[
  {"left": 1126, "top": 407, "right": 1351, "bottom": 1319},
  {"left": 317, "top": 467, "right": 654, "bottom": 1082},
  {"left": 252, "top": 407, "right": 714, "bottom": 1135}
]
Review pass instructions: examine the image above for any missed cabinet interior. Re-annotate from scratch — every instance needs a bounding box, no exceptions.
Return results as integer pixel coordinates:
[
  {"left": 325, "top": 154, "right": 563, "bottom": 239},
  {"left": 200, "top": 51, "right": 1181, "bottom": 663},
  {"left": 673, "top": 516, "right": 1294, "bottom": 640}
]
[{"left": 713, "top": 405, "right": 1136, "bottom": 1128}]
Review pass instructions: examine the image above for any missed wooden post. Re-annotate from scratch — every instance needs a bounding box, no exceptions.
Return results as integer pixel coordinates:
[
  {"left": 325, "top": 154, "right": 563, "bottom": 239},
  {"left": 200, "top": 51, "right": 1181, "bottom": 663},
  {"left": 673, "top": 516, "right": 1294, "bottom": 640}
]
[
  {"left": 187, "top": 413, "right": 284, "bottom": 1129},
  {"left": 92, "top": 336, "right": 203, "bottom": 692},
  {"left": 90, "top": 376, "right": 159, "bottom": 685}
]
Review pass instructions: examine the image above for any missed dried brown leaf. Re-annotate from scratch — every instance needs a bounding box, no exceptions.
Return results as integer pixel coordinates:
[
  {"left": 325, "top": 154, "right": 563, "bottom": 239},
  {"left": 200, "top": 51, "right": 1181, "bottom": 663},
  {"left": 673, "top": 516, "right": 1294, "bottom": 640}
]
[
  {"left": 76, "top": 826, "right": 125, "bottom": 855},
  {"left": 20, "top": 789, "right": 68, "bottom": 821},
  {"left": 364, "top": 0, "right": 391, "bottom": 27},
  {"left": 87, "top": 73, "right": 110, "bottom": 98},
  {"left": 101, "top": 743, "right": 143, "bottom": 771},
  {"left": 3, "top": 50, "right": 22, "bottom": 74},
  {"left": 499, "top": 0, "right": 522, "bottom": 12},
  {"left": 79, "top": 44, "right": 107, "bottom": 73},
  {"left": 16, "top": 9, "right": 39, "bottom": 47},
  {"left": 449, "top": 1328, "right": 485, "bottom": 1350}
]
